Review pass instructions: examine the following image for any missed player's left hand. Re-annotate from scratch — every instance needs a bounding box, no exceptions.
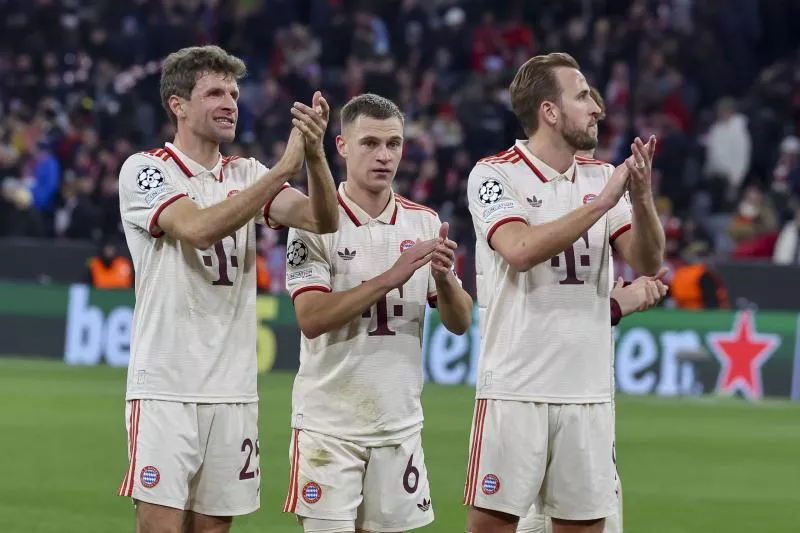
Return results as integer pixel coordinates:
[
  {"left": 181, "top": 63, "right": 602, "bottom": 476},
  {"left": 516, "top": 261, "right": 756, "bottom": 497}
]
[
  {"left": 624, "top": 135, "right": 656, "bottom": 195},
  {"left": 431, "top": 222, "right": 458, "bottom": 282},
  {"left": 290, "top": 91, "right": 329, "bottom": 158},
  {"left": 612, "top": 266, "right": 669, "bottom": 316}
]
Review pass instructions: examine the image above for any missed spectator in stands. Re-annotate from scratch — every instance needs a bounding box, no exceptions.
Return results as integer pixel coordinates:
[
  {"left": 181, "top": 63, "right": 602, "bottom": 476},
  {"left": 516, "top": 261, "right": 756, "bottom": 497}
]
[
  {"left": 4, "top": 0, "right": 800, "bottom": 289},
  {"left": 703, "top": 97, "right": 752, "bottom": 211},
  {"left": 728, "top": 185, "right": 780, "bottom": 259},
  {"left": 670, "top": 261, "right": 730, "bottom": 310},
  {"left": 88, "top": 242, "right": 133, "bottom": 290},
  {"left": 773, "top": 205, "right": 800, "bottom": 265}
]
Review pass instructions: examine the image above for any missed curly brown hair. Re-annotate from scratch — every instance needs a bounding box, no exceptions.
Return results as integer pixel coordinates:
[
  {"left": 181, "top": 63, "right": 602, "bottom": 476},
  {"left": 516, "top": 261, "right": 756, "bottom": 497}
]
[{"left": 160, "top": 45, "right": 247, "bottom": 126}]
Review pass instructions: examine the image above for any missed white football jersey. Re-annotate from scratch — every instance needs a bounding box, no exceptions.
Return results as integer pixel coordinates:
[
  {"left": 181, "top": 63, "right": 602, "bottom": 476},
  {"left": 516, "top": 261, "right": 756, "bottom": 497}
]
[
  {"left": 286, "top": 182, "right": 451, "bottom": 445},
  {"left": 467, "top": 140, "right": 632, "bottom": 403},
  {"left": 119, "top": 142, "right": 292, "bottom": 403}
]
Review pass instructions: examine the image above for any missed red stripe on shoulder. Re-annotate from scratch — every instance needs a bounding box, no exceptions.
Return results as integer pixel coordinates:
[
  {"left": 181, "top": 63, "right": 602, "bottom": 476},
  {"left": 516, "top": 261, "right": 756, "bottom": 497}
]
[
  {"left": 395, "top": 195, "right": 437, "bottom": 215},
  {"left": 478, "top": 149, "right": 514, "bottom": 163},
  {"left": 139, "top": 148, "right": 173, "bottom": 162}
]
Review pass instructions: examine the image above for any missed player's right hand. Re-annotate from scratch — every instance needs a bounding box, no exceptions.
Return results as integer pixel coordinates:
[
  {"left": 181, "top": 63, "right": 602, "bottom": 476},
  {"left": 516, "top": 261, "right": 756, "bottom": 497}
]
[
  {"left": 597, "top": 160, "right": 631, "bottom": 210},
  {"left": 384, "top": 238, "right": 438, "bottom": 288},
  {"left": 275, "top": 127, "right": 305, "bottom": 177}
]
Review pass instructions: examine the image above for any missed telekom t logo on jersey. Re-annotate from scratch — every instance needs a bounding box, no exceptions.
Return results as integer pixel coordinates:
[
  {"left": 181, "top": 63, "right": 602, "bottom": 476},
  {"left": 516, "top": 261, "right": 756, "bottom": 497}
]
[
  {"left": 202, "top": 233, "right": 238, "bottom": 286},
  {"left": 362, "top": 284, "right": 404, "bottom": 336}
]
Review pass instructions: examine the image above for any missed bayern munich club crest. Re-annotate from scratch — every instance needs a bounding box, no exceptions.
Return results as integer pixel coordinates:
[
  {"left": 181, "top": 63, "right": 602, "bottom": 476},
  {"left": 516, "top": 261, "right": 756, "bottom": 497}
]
[
  {"left": 583, "top": 194, "right": 597, "bottom": 204},
  {"left": 481, "top": 474, "right": 500, "bottom": 495},
  {"left": 400, "top": 239, "right": 415, "bottom": 253},
  {"left": 140, "top": 466, "right": 160, "bottom": 489},
  {"left": 302, "top": 481, "right": 322, "bottom": 504}
]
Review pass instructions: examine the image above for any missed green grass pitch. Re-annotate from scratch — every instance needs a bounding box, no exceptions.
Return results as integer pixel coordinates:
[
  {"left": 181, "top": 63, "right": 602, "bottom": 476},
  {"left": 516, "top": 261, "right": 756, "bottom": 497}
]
[{"left": 0, "top": 358, "right": 798, "bottom": 532}]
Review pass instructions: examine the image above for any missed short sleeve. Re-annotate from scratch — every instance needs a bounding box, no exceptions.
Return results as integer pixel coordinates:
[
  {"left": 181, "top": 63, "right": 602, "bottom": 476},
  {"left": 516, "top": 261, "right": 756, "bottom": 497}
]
[
  {"left": 118, "top": 154, "right": 187, "bottom": 238},
  {"left": 427, "top": 215, "right": 463, "bottom": 308},
  {"left": 285, "top": 227, "right": 331, "bottom": 302},
  {"left": 252, "top": 159, "right": 293, "bottom": 230},
  {"left": 608, "top": 192, "right": 633, "bottom": 243},
  {"left": 467, "top": 163, "right": 529, "bottom": 249}
]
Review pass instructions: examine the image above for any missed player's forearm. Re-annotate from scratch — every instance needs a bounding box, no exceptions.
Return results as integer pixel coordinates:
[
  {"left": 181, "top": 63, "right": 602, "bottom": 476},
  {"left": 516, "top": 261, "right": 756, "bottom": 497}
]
[
  {"left": 304, "top": 150, "right": 339, "bottom": 234},
  {"left": 627, "top": 191, "right": 664, "bottom": 275},
  {"left": 189, "top": 167, "right": 290, "bottom": 249},
  {"left": 296, "top": 275, "right": 394, "bottom": 339},
  {"left": 434, "top": 274, "right": 473, "bottom": 335},
  {"left": 513, "top": 202, "right": 610, "bottom": 271}
]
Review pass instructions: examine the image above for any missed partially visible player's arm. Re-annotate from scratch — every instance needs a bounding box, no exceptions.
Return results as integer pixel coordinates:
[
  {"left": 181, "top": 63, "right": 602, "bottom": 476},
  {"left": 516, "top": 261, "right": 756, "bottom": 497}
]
[
  {"left": 610, "top": 267, "right": 669, "bottom": 324},
  {"left": 268, "top": 94, "right": 339, "bottom": 234},
  {"left": 293, "top": 239, "right": 439, "bottom": 339},
  {"left": 433, "top": 272, "right": 472, "bottom": 335},
  {"left": 612, "top": 137, "right": 665, "bottom": 275},
  {"left": 490, "top": 203, "right": 611, "bottom": 272},
  {"left": 612, "top": 199, "right": 664, "bottom": 275},
  {"left": 295, "top": 277, "right": 395, "bottom": 340},
  {"left": 471, "top": 161, "right": 630, "bottom": 273},
  {"left": 429, "top": 222, "right": 472, "bottom": 335},
  {"left": 157, "top": 134, "right": 304, "bottom": 250}
]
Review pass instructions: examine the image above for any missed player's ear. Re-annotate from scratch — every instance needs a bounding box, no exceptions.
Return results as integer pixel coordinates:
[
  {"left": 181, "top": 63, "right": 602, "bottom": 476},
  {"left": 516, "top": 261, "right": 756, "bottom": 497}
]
[
  {"left": 168, "top": 95, "right": 185, "bottom": 121},
  {"left": 335, "top": 135, "right": 347, "bottom": 158},
  {"left": 541, "top": 100, "right": 559, "bottom": 127}
]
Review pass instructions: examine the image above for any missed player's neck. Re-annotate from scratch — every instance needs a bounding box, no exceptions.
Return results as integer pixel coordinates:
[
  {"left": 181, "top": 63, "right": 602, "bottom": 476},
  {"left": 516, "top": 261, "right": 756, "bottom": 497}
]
[
  {"left": 172, "top": 130, "right": 221, "bottom": 170},
  {"left": 525, "top": 134, "right": 576, "bottom": 175},
  {"left": 343, "top": 181, "right": 392, "bottom": 219}
]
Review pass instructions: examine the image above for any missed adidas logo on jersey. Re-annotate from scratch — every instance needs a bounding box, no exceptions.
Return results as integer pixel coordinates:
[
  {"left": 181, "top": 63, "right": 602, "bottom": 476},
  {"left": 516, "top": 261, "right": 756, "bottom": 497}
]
[
  {"left": 417, "top": 498, "right": 431, "bottom": 512},
  {"left": 337, "top": 248, "right": 357, "bottom": 260},
  {"left": 527, "top": 196, "right": 542, "bottom": 207}
]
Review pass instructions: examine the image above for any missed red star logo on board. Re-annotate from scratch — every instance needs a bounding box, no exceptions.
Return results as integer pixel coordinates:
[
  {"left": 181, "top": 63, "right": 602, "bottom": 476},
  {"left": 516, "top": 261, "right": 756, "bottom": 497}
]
[{"left": 705, "top": 312, "right": 780, "bottom": 399}]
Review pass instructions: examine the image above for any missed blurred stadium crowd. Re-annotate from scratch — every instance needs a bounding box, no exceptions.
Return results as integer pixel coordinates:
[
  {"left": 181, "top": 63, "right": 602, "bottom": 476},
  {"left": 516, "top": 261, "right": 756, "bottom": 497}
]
[{"left": 4, "top": 0, "right": 800, "bottom": 292}]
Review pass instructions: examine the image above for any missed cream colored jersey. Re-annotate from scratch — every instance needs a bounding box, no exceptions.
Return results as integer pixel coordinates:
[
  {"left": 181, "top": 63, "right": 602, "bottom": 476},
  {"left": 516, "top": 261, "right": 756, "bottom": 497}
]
[
  {"left": 119, "top": 142, "right": 292, "bottom": 403},
  {"left": 467, "top": 141, "right": 632, "bottom": 403},
  {"left": 286, "top": 182, "right": 452, "bottom": 445}
]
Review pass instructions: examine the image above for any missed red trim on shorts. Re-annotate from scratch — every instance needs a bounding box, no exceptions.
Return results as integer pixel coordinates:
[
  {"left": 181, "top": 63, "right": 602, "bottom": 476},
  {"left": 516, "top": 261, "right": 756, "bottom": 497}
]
[
  {"left": 149, "top": 193, "right": 188, "bottom": 237},
  {"left": 263, "top": 184, "right": 291, "bottom": 230},
  {"left": 610, "top": 223, "right": 632, "bottom": 243},
  {"left": 486, "top": 216, "right": 527, "bottom": 250},
  {"left": 283, "top": 429, "right": 301, "bottom": 513},
  {"left": 117, "top": 400, "right": 141, "bottom": 497},
  {"left": 464, "top": 399, "right": 488, "bottom": 505}
]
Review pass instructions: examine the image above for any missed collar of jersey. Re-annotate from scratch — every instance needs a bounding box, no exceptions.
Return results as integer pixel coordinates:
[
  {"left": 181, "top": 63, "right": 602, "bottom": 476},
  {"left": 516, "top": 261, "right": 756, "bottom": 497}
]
[
  {"left": 337, "top": 182, "right": 398, "bottom": 227},
  {"left": 163, "top": 142, "right": 224, "bottom": 181},
  {"left": 513, "top": 140, "right": 577, "bottom": 183}
]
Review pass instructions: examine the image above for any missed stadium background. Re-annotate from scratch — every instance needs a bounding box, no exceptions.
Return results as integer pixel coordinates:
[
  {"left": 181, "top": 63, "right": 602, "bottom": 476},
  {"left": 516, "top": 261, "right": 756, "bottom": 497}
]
[{"left": 1, "top": 0, "right": 800, "bottom": 531}]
